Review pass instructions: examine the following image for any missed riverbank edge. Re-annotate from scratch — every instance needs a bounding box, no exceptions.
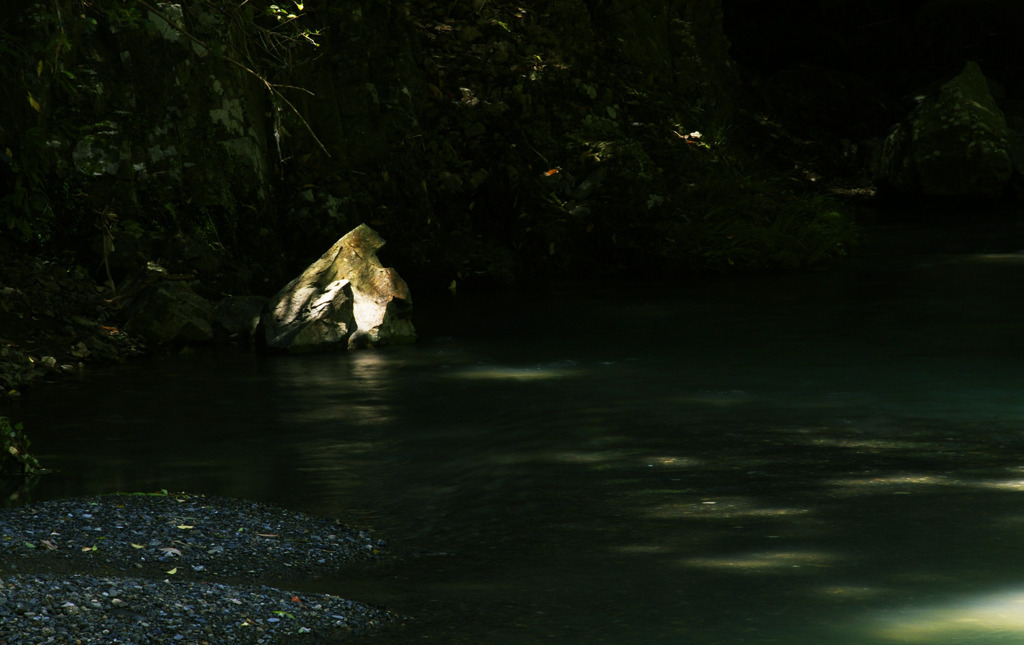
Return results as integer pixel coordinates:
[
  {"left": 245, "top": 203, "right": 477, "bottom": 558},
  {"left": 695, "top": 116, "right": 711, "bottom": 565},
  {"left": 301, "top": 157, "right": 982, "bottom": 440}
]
[{"left": 0, "top": 491, "right": 404, "bottom": 643}]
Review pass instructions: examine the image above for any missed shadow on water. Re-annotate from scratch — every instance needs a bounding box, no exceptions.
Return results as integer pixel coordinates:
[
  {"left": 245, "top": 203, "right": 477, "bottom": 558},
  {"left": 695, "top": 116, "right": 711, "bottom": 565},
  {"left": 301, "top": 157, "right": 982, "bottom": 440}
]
[{"left": 11, "top": 251, "right": 1024, "bottom": 643}]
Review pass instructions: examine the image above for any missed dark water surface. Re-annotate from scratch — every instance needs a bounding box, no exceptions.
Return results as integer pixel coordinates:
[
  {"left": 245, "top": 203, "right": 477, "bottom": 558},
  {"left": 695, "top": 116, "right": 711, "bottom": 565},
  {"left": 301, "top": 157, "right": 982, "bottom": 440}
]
[{"left": 13, "top": 250, "right": 1024, "bottom": 644}]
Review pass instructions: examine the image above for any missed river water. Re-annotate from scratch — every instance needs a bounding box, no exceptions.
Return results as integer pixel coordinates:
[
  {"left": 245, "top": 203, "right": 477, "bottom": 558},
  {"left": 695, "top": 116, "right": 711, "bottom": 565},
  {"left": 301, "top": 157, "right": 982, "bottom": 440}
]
[{"left": 12, "top": 236, "right": 1024, "bottom": 644}]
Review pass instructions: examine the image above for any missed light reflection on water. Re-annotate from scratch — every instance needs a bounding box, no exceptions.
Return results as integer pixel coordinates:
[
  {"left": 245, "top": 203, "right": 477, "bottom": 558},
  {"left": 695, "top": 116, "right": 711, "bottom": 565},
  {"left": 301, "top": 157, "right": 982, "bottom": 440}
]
[
  {"left": 871, "top": 588, "right": 1024, "bottom": 643},
  {"left": 11, "top": 252, "right": 1024, "bottom": 643}
]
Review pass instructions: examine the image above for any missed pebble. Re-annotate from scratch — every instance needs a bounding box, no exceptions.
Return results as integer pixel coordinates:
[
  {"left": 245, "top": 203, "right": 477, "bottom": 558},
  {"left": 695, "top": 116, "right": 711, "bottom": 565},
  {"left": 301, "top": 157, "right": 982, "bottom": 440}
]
[
  {"left": 0, "top": 573, "right": 396, "bottom": 644},
  {"left": 0, "top": 493, "right": 401, "bottom": 643}
]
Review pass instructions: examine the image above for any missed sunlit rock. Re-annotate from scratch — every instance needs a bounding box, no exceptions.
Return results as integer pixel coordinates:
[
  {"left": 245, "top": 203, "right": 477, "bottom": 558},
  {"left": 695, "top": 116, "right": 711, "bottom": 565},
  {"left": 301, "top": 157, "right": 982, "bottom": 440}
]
[
  {"left": 872, "top": 61, "right": 1013, "bottom": 200},
  {"left": 258, "top": 224, "right": 415, "bottom": 353}
]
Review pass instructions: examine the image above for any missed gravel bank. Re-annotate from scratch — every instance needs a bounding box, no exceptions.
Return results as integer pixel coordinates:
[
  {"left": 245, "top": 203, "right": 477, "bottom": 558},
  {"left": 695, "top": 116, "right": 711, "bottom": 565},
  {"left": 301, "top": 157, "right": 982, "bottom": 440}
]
[{"left": 0, "top": 493, "right": 401, "bottom": 643}]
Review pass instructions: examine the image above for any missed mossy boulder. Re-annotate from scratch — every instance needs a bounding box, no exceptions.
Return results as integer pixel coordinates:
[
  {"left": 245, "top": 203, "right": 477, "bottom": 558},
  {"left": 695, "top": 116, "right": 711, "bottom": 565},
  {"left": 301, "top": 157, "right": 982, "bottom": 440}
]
[
  {"left": 873, "top": 61, "right": 1013, "bottom": 200},
  {"left": 258, "top": 224, "right": 415, "bottom": 353}
]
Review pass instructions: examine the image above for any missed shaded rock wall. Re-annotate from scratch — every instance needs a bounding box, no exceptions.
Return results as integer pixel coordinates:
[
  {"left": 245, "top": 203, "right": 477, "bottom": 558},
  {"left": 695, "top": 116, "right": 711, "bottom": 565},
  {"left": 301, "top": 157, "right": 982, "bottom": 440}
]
[
  {"left": 1, "top": 0, "right": 740, "bottom": 287},
  {"left": 1, "top": 3, "right": 274, "bottom": 242}
]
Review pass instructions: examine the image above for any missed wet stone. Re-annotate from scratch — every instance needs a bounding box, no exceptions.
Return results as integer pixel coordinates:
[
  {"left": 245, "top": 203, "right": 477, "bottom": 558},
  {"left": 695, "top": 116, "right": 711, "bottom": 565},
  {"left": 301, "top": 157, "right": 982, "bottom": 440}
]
[{"left": 0, "top": 493, "right": 402, "bottom": 643}]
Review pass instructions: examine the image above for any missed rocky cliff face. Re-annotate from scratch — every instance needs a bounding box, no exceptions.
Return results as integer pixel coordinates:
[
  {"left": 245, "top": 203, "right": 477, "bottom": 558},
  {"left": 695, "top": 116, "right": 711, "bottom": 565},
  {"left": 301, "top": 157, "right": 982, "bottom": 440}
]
[
  {"left": 3, "top": 3, "right": 275, "bottom": 242},
  {"left": 2, "top": 1, "right": 749, "bottom": 288}
]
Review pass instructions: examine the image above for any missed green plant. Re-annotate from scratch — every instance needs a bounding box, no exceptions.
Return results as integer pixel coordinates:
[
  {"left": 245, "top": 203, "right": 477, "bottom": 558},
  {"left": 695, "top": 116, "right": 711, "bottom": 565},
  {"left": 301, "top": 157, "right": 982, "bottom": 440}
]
[
  {"left": 1, "top": 144, "right": 53, "bottom": 240},
  {"left": 0, "top": 416, "right": 42, "bottom": 477},
  {"left": 666, "top": 172, "right": 859, "bottom": 272},
  {"left": 0, "top": 2, "right": 90, "bottom": 243}
]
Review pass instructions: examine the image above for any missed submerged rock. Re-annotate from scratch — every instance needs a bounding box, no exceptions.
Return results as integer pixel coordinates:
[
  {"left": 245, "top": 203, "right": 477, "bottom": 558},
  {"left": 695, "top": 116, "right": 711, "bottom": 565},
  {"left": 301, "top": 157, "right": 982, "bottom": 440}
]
[{"left": 259, "top": 224, "right": 416, "bottom": 352}]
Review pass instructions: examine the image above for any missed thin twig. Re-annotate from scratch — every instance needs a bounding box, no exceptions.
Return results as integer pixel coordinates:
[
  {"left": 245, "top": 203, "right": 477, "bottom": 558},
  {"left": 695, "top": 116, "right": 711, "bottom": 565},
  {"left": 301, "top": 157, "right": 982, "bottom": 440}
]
[{"left": 269, "top": 83, "right": 315, "bottom": 95}]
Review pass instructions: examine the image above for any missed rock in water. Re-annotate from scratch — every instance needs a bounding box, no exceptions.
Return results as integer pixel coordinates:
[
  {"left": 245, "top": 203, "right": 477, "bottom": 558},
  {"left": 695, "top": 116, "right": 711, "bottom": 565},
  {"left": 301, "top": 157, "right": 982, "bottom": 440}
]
[
  {"left": 872, "top": 61, "right": 1012, "bottom": 200},
  {"left": 259, "top": 224, "right": 416, "bottom": 352}
]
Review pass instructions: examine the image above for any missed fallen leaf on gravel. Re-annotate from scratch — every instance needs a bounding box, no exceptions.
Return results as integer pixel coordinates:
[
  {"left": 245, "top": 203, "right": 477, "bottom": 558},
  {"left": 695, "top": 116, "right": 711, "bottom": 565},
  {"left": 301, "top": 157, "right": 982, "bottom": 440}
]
[
  {"left": 176, "top": 524, "right": 194, "bottom": 529},
  {"left": 256, "top": 533, "right": 278, "bottom": 538},
  {"left": 166, "top": 567, "right": 177, "bottom": 575}
]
